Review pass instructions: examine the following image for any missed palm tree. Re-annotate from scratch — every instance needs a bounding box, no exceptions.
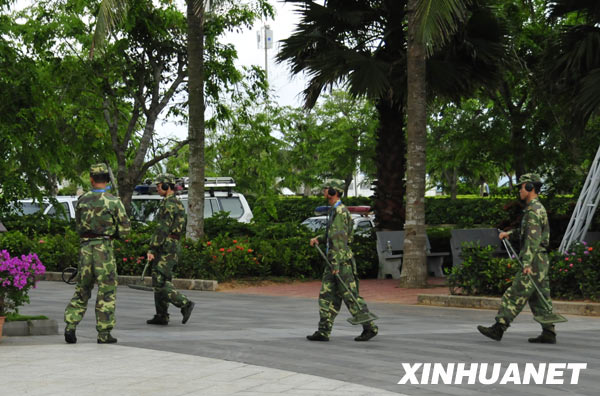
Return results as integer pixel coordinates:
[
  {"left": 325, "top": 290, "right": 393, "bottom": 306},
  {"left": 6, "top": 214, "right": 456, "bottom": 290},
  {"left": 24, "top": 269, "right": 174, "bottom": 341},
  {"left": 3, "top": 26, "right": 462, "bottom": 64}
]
[
  {"left": 279, "top": 0, "right": 506, "bottom": 286},
  {"left": 403, "top": 0, "right": 471, "bottom": 286}
]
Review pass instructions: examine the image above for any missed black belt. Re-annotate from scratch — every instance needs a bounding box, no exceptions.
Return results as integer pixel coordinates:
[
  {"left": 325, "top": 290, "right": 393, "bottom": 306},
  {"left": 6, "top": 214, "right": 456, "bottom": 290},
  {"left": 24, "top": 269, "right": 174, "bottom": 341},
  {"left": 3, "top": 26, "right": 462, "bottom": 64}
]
[{"left": 81, "top": 232, "right": 113, "bottom": 240}]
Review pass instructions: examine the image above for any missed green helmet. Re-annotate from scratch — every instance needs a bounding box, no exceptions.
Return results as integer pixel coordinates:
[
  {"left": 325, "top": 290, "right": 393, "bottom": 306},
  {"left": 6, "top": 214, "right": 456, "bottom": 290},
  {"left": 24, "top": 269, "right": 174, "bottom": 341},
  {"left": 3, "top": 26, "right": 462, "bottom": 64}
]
[
  {"left": 322, "top": 179, "right": 344, "bottom": 194},
  {"left": 518, "top": 173, "right": 542, "bottom": 185},
  {"left": 89, "top": 163, "right": 109, "bottom": 176},
  {"left": 154, "top": 173, "right": 176, "bottom": 185}
]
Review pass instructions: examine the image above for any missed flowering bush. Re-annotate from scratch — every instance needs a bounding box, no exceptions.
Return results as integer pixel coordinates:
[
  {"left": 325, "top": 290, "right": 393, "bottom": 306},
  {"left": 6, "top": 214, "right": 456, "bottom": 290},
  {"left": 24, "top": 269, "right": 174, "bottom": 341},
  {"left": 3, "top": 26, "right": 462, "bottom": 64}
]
[
  {"left": 0, "top": 250, "right": 46, "bottom": 316},
  {"left": 550, "top": 241, "right": 600, "bottom": 301}
]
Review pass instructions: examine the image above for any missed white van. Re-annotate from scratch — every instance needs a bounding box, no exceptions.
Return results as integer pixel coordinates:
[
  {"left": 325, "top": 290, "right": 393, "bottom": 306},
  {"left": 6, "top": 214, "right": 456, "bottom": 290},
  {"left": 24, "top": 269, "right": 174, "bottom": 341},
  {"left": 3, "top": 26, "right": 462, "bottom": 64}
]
[{"left": 131, "top": 177, "right": 253, "bottom": 223}]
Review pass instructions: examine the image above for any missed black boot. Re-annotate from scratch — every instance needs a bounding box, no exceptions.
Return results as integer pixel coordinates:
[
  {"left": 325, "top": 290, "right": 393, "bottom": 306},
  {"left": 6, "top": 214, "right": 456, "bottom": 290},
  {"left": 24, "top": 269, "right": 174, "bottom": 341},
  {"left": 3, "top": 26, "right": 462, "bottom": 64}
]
[
  {"left": 181, "top": 301, "right": 195, "bottom": 324},
  {"left": 355, "top": 326, "right": 378, "bottom": 341},
  {"left": 146, "top": 315, "right": 169, "bottom": 325},
  {"left": 528, "top": 329, "right": 556, "bottom": 344},
  {"left": 97, "top": 332, "right": 117, "bottom": 344},
  {"left": 64, "top": 327, "right": 77, "bottom": 344},
  {"left": 306, "top": 331, "right": 329, "bottom": 341},
  {"left": 477, "top": 322, "right": 506, "bottom": 341}
]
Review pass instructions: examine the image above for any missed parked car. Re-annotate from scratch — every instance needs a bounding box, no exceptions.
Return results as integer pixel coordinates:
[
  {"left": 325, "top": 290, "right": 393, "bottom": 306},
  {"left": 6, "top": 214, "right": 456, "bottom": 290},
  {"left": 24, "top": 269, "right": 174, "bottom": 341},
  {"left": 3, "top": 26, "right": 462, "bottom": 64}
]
[
  {"left": 13, "top": 196, "right": 78, "bottom": 220},
  {"left": 301, "top": 213, "right": 375, "bottom": 236},
  {"left": 131, "top": 177, "right": 253, "bottom": 223}
]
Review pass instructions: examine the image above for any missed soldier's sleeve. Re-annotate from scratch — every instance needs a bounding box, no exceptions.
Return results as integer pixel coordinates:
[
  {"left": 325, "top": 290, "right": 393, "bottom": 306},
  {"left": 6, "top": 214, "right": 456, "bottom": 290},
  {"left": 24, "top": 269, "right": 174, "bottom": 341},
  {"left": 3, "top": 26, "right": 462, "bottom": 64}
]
[
  {"left": 115, "top": 199, "right": 131, "bottom": 238},
  {"left": 519, "top": 210, "right": 542, "bottom": 270},
  {"left": 328, "top": 209, "right": 351, "bottom": 272},
  {"left": 148, "top": 201, "right": 173, "bottom": 255}
]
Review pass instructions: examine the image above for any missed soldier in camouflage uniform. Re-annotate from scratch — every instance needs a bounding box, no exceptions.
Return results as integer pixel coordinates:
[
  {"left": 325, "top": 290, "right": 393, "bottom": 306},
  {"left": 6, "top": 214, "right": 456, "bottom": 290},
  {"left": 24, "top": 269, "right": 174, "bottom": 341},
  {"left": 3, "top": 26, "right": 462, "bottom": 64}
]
[
  {"left": 307, "top": 180, "right": 378, "bottom": 342},
  {"left": 146, "top": 173, "right": 195, "bottom": 325},
  {"left": 64, "top": 163, "right": 131, "bottom": 344},
  {"left": 478, "top": 173, "right": 557, "bottom": 343}
]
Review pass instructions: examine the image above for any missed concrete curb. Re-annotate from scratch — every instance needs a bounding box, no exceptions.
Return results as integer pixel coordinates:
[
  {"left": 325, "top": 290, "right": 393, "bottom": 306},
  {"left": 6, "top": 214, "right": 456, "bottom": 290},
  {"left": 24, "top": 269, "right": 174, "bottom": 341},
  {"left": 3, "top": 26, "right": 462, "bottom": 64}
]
[
  {"left": 418, "top": 294, "right": 600, "bottom": 316},
  {"left": 39, "top": 272, "right": 218, "bottom": 291},
  {"left": 2, "top": 319, "right": 59, "bottom": 336}
]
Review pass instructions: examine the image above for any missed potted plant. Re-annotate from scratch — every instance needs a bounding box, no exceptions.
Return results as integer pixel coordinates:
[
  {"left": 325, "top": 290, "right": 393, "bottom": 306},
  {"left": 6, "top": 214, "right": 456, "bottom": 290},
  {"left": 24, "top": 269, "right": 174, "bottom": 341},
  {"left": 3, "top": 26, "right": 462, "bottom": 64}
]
[{"left": 0, "top": 250, "right": 46, "bottom": 341}]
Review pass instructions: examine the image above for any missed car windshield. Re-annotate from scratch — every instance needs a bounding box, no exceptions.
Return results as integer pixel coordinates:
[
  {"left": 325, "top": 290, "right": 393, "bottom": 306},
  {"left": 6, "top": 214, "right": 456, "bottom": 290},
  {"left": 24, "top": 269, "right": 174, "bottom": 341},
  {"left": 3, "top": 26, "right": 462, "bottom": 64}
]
[
  {"left": 13, "top": 202, "right": 46, "bottom": 215},
  {"left": 301, "top": 217, "right": 328, "bottom": 232}
]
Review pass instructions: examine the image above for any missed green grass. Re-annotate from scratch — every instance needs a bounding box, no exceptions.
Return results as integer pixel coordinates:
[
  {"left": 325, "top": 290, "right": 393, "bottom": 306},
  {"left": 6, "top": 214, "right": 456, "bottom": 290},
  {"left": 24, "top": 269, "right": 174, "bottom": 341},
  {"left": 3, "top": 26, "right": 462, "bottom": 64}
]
[{"left": 4, "top": 312, "right": 49, "bottom": 322}]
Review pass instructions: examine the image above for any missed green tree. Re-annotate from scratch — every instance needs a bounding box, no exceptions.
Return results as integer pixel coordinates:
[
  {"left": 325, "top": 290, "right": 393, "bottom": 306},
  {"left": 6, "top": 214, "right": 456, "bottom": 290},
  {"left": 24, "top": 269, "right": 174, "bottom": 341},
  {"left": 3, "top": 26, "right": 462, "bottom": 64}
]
[{"left": 91, "top": 0, "right": 273, "bottom": 239}]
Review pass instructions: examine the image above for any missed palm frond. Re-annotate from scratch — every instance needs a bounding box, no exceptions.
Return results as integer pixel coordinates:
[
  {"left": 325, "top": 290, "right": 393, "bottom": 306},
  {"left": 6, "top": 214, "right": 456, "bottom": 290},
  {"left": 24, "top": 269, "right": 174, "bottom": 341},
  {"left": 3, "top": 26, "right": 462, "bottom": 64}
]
[
  {"left": 90, "top": 0, "right": 130, "bottom": 58},
  {"left": 415, "top": 0, "right": 471, "bottom": 55},
  {"left": 576, "top": 68, "right": 600, "bottom": 121}
]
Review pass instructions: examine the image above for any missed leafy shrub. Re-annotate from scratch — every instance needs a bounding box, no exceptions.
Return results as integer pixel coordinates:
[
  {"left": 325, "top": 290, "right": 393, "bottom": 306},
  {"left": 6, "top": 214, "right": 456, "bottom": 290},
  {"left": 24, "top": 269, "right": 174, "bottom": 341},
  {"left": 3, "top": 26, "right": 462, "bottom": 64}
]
[
  {"left": 550, "top": 241, "right": 600, "bottom": 301},
  {"left": 447, "top": 243, "right": 518, "bottom": 296},
  {"left": 0, "top": 231, "right": 35, "bottom": 257},
  {"left": 33, "top": 230, "right": 79, "bottom": 272},
  {"left": 448, "top": 241, "right": 600, "bottom": 302}
]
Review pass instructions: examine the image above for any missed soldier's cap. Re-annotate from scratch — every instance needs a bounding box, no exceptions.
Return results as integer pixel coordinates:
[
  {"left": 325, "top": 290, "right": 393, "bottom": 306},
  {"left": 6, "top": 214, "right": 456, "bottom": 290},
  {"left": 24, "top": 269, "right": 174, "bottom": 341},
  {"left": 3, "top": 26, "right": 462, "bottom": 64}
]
[
  {"left": 321, "top": 179, "right": 344, "bottom": 194},
  {"left": 154, "top": 173, "right": 176, "bottom": 185},
  {"left": 518, "top": 173, "right": 542, "bottom": 185},
  {"left": 89, "top": 163, "right": 109, "bottom": 175}
]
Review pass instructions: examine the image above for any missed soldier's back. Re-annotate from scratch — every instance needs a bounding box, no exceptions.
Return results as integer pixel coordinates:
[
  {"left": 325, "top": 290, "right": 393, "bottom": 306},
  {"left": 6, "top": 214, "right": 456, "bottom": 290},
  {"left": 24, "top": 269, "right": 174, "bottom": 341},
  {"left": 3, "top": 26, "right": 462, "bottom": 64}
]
[{"left": 77, "top": 192, "right": 123, "bottom": 236}]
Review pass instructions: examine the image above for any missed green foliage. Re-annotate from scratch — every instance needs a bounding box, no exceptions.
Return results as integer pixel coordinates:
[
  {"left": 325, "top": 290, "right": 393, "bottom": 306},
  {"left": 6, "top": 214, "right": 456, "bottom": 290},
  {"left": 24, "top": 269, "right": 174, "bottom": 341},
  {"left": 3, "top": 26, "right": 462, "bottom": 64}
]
[
  {"left": 33, "top": 230, "right": 79, "bottom": 272},
  {"left": 447, "top": 243, "right": 519, "bottom": 296},
  {"left": 5, "top": 313, "right": 49, "bottom": 322},
  {"left": 448, "top": 241, "right": 600, "bottom": 301},
  {"left": 550, "top": 241, "right": 600, "bottom": 301},
  {"left": 0, "top": 231, "right": 35, "bottom": 259}
]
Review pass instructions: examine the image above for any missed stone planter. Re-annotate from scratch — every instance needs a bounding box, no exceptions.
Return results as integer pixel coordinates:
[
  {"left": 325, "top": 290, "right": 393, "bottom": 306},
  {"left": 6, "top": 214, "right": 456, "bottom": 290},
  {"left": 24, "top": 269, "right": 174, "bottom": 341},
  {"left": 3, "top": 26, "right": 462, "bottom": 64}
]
[{"left": 2, "top": 319, "right": 58, "bottom": 337}]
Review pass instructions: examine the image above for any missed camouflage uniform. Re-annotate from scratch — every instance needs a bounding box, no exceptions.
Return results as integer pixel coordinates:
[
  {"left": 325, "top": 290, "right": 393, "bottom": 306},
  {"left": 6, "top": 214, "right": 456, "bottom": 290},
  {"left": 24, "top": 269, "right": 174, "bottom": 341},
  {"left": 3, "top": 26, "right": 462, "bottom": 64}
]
[
  {"left": 64, "top": 164, "right": 130, "bottom": 340},
  {"left": 314, "top": 194, "right": 377, "bottom": 338},
  {"left": 496, "top": 195, "right": 554, "bottom": 332},
  {"left": 148, "top": 174, "right": 191, "bottom": 322}
]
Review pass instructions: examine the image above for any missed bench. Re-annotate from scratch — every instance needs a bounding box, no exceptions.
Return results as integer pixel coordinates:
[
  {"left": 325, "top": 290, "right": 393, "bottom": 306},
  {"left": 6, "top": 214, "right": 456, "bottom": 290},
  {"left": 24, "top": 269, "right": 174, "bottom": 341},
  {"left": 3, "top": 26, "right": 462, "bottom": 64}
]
[
  {"left": 376, "top": 231, "right": 450, "bottom": 279},
  {"left": 450, "top": 228, "right": 508, "bottom": 267}
]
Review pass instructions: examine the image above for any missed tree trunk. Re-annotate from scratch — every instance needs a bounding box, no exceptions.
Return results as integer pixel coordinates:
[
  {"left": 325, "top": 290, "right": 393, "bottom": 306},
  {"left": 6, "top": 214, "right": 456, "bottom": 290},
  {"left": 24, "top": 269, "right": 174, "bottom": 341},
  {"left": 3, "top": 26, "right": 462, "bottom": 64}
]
[
  {"left": 373, "top": 98, "right": 406, "bottom": 230},
  {"left": 186, "top": 1, "right": 206, "bottom": 241},
  {"left": 401, "top": 0, "right": 428, "bottom": 288}
]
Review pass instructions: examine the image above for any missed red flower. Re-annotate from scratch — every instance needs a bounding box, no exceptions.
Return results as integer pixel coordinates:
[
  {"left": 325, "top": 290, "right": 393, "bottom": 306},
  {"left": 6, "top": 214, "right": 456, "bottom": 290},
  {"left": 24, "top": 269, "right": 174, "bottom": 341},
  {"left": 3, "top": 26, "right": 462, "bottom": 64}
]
[
  {"left": 248, "top": 249, "right": 253, "bottom": 253},
  {"left": 212, "top": 255, "right": 217, "bottom": 259},
  {"left": 588, "top": 247, "right": 593, "bottom": 251},
  {"left": 38, "top": 240, "right": 46, "bottom": 244},
  {"left": 233, "top": 240, "right": 238, "bottom": 244},
  {"left": 123, "top": 258, "right": 127, "bottom": 262},
  {"left": 565, "top": 257, "right": 569, "bottom": 261},
  {"left": 219, "top": 248, "right": 225, "bottom": 252},
  {"left": 125, "top": 239, "right": 130, "bottom": 243},
  {"left": 227, "top": 248, "right": 232, "bottom": 253},
  {"left": 207, "top": 241, "right": 212, "bottom": 246}
]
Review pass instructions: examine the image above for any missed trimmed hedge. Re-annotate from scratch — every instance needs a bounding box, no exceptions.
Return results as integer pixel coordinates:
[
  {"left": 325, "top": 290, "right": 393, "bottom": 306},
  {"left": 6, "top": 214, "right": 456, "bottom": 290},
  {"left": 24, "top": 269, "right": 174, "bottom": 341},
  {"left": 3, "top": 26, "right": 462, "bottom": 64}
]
[{"left": 0, "top": 213, "right": 378, "bottom": 282}]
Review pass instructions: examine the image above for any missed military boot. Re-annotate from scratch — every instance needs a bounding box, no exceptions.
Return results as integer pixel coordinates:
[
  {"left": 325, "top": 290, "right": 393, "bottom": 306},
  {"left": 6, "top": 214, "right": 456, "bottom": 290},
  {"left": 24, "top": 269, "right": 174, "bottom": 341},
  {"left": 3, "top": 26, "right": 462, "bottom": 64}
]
[
  {"left": 97, "top": 332, "right": 117, "bottom": 344},
  {"left": 64, "top": 327, "right": 77, "bottom": 344},
  {"left": 181, "top": 301, "right": 195, "bottom": 324},
  {"left": 528, "top": 329, "right": 556, "bottom": 344},
  {"left": 306, "top": 331, "right": 329, "bottom": 341},
  {"left": 146, "top": 315, "right": 169, "bottom": 325},
  {"left": 355, "top": 325, "right": 378, "bottom": 342},
  {"left": 477, "top": 322, "right": 506, "bottom": 341}
]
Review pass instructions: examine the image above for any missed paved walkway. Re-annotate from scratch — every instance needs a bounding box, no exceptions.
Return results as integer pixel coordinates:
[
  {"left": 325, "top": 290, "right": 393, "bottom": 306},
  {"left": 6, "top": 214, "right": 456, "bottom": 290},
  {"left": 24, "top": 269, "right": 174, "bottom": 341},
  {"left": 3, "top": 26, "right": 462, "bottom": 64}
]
[
  {"left": 218, "top": 277, "right": 449, "bottom": 304},
  {"left": 2, "top": 280, "right": 599, "bottom": 396},
  {"left": 0, "top": 342, "right": 403, "bottom": 396}
]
